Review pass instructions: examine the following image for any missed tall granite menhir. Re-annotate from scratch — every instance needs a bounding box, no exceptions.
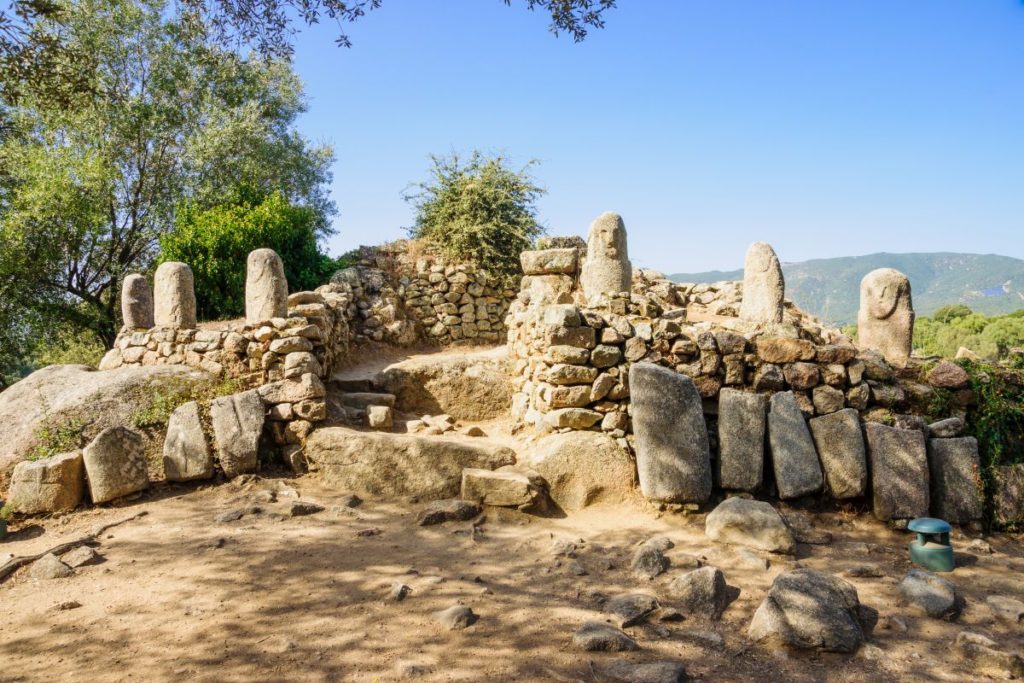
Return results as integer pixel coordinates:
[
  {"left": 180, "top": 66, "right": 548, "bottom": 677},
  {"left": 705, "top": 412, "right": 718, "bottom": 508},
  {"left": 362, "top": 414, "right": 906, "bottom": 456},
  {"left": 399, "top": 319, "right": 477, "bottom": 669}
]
[
  {"left": 154, "top": 261, "right": 197, "bottom": 328},
  {"left": 246, "top": 248, "right": 289, "bottom": 322},
  {"left": 121, "top": 273, "right": 154, "bottom": 330},
  {"left": 629, "top": 362, "right": 712, "bottom": 503},
  {"left": 857, "top": 267, "right": 914, "bottom": 368},
  {"left": 580, "top": 212, "right": 632, "bottom": 303},
  {"left": 738, "top": 242, "right": 785, "bottom": 324}
]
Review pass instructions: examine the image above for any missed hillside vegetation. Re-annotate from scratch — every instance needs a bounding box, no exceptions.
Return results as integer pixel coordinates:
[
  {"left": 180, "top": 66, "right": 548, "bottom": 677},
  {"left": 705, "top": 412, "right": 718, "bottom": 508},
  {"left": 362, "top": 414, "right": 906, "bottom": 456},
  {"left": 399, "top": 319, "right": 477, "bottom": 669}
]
[{"left": 671, "top": 252, "right": 1024, "bottom": 325}]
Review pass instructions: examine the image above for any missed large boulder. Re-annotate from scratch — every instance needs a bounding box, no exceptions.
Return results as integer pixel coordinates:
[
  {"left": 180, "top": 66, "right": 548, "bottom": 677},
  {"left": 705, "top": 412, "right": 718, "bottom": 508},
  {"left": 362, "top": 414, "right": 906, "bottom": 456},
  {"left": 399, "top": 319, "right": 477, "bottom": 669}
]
[
  {"left": 0, "top": 365, "right": 213, "bottom": 487},
  {"left": 629, "top": 363, "right": 711, "bottom": 503},
  {"left": 306, "top": 427, "right": 516, "bottom": 499},
  {"left": 163, "top": 401, "right": 214, "bottom": 482},
  {"left": 864, "top": 423, "right": 929, "bottom": 522},
  {"left": 717, "top": 389, "right": 768, "bottom": 491},
  {"left": 372, "top": 347, "right": 512, "bottom": 421},
  {"left": 927, "top": 437, "right": 983, "bottom": 524},
  {"left": 808, "top": 409, "right": 867, "bottom": 499},
  {"left": 82, "top": 426, "right": 149, "bottom": 504},
  {"left": 767, "top": 392, "right": 823, "bottom": 499},
  {"left": 748, "top": 569, "right": 865, "bottom": 653},
  {"left": 525, "top": 431, "right": 636, "bottom": 511},
  {"left": 209, "top": 390, "right": 264, "bottom": 478},
  {"left": 704, "top": 497, "right": 795, "bottom": 554},
  {"left": 7, "top": 451, "right": 84, "bottom": 514}
]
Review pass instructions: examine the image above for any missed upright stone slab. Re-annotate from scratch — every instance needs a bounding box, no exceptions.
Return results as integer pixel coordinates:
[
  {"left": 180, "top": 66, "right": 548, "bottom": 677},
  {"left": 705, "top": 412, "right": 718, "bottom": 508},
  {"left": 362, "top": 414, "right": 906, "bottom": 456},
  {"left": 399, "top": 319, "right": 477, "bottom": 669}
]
[
  {"left": 857, "top": 268, "right": 914, "bottom": 368},
  {"left": 739, "top": 242, "right": 784, "bottom": 324},
  {"left": 580, "top": 212, "right": 632, "bottom": 302},
  {"left": 865, "top": 423, "right": 928, "bottom": 522},
  {"left": 928, "top": 437, "right": 983, "bottom": 524},
  {"left": 163, "top": 401, "right": 214, "bottom": 481},
  {"left": 153, "top": 261, "right": 197, "bottom": 328},
  {"left": 209, "top": 390, "right": 264, "bottom": 477},
  {"left": 767, "top": 392, "right": 823, "bottom": 499},
  {"left": 245, "top": 248, "right": 289, "bottom": 322},
  {"left": 120, "top": 273, "right": 154, "bottom": 330},
  {"left": 629, "top": 363, "right": 711, "bottom": 503},
  {"left": 82, "top": 426, "right": 149, "bottom": 504},
  {"left": 8, "top": 451, "right": 84, "bottom": 513},
  {"left": 808, "top": 408, "right": 867, "bottom": 499},
  {"left": 994, "top": 463, "right": 1024, "bottom": 526},
  {"left": 717, "top": 388, "right": 768, "bottom": 491}
]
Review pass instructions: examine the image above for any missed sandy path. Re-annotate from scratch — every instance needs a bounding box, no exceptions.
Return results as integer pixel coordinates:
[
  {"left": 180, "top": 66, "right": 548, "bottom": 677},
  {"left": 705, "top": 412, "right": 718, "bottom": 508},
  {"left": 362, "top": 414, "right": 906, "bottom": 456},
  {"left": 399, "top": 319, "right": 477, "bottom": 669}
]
[{"left": 1, "top": 478, "right": 1022, "bottom": 683}]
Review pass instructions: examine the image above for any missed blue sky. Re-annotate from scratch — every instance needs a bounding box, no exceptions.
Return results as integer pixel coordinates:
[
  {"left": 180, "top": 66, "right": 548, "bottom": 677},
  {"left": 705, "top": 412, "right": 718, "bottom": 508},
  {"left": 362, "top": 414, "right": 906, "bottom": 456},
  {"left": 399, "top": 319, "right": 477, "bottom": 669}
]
[{"left": 291, "top": 0, "right": 1024, "bottom": 274}]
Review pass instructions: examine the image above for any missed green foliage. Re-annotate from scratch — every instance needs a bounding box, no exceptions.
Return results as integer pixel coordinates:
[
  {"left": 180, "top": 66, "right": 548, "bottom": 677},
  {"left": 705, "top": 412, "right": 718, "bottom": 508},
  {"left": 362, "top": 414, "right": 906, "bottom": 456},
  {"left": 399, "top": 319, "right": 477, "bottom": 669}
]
[
  {"left": 0, "top": 0, "right": 335, "bottom": 373},
  {"left": 404, "top": 151, "right": 546, "bottom": 278},
  {"left": 27, "top": 415, "right": 87, "bottom": 461},
  {"left": 160, "top": 190, "right": 339, "bottom": 320},
  {"left": 914, "top": 307, "right": 1024, "bottom": 360},
  {"left": 0, "top": 503, "right": 14, "bottom": 521},
  {"left": 30, "top": 322, "right": 107, "bottom": 368},
  {"left": 130, "top": 375, "right": 242, "bottom": 431},
  {"left": 959, "top": 360, "right": 1024, "bottom": 528}
]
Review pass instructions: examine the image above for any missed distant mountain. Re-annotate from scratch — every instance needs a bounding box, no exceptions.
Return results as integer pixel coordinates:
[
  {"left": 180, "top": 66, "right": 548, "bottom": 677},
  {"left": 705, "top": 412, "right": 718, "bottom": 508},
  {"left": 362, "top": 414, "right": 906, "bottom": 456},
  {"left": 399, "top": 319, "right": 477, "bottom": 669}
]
[{"left": 670, "top": 252, "right": 1024, "bottom": 326}]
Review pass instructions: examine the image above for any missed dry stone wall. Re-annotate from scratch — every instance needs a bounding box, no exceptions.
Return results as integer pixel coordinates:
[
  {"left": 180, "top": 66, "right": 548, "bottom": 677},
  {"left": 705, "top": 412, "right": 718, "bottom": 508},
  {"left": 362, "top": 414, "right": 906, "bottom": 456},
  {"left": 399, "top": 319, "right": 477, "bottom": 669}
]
[{"left": 508, "top": 217, "right": 982, "bottom": 524}]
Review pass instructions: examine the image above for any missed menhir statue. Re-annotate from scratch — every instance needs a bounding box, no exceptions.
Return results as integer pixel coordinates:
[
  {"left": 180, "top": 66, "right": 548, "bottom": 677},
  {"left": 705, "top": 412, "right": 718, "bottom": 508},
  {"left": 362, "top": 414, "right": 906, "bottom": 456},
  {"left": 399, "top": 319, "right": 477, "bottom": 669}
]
[
  {"left": 857, "top": 268, "right": 914, "bottom": 367},
  {"left": 739, "top": 241, "right": 785, "bottom": 324},
  {"left": 154, "top": 261, "right": 197, "bottom": 329},
  {"left": 121, "top": 273, "right": 154, "bottom": 330},
  {"left": 580, "top": 212, "right": 631, "bottom": 302},
  {"left": 245, "top": 248, "right": 289, "bottom": 322}
]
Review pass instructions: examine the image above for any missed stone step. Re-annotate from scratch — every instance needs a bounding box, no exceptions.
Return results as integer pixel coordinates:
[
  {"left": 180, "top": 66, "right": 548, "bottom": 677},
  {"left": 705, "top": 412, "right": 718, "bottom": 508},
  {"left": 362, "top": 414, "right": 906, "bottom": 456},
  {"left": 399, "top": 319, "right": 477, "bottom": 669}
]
[
  {"left": 330, "top": 377, "right": 376, "bottom": 393},
  {"left": 336, "top": 392, "right": 397, "bottom": 410}
]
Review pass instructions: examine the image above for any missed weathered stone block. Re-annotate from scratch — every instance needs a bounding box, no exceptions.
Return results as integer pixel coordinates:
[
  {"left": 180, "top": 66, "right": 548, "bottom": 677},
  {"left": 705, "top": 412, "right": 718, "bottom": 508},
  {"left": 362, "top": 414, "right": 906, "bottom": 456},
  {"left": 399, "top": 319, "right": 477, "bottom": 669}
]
[
  {"left": 865, "top": 423, "right": 928, "bottom": 521},
  {"left": 210, "top": 390, "right": 264, "bottom": 477},
  {"left": 928, "top": 437, "right": 983, "bottom": 524},
  {"left": 8, "top": 451, "right": 84, "bottom": 513},
  {"left": 163, "top": 401, "right": 213, "bottom": 481},
  {"left": 83, "top": 426, "right": 149, "bottom": 504},
  {"left": 808, "top": 409, "right": 866, "bottom": 499},
  {"left": 717, "top": 389, "right": 767, "bottom": 491},
  {"left": 520, "top": 248, "right": 578, "bottom": 275},
  {"left": 768, "top": 392, "right": 823, "bottom": 499}
]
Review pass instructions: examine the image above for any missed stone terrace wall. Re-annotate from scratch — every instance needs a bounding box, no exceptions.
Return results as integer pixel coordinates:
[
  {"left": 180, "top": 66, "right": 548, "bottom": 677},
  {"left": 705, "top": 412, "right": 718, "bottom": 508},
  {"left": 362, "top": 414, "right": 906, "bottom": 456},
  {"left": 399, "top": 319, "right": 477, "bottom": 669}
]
[{"left": 336, "top": 241, "right": 517, "bottom": 347}]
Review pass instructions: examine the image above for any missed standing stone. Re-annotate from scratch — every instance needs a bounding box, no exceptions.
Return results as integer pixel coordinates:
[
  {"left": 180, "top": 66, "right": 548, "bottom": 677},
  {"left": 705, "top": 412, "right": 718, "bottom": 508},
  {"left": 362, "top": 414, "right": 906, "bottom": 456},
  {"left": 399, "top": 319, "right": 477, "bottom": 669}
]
[
  {"left": 120, "top": 274, "right": 154, "bottom": 330},
  {"left": 739, "top": 242, "right": 785, "bottom": 324},
  {"left": 994, "top": 463, "right": 1024, "bottom": 526},
  {"left": 808, "top": 409, "right": 867, "bottom": 499},
  {"left": 245, "top": 248, "right": 289, "bottom": 322},
  {"left": 163, "top": 401, "right": 214, "bottom": 481},
  {"left": 717, "top": 389, "right": 767, "bottom": 491},
  {"left": 153, "top": 261, "right": 197, "bottom": 328},
  {"left": 767, "top": 392, "right": 823, "bottom": 499},
  {"left": 580, "top": 212, "right": 632, "bottom": 302},
  {"left": 630, "top": 363, "right": 712, "bottom": 503},
  {"left": 928, "top": 437, "right": 983, "bottom": 524},
  {"left": 865, "top": 423, "right": 929, "bottom": 522},
  {"left": 857, "top": 268, "right": 914, "bottom": 368},
  {"left": 8, "top": 451, "right": 84, "bottom": 513},
  {"left": 209, "top": 390, "right": 265, "bottom": 478},
  {"left": 82, "top": 426, "right": 149, "bottom": 504}
]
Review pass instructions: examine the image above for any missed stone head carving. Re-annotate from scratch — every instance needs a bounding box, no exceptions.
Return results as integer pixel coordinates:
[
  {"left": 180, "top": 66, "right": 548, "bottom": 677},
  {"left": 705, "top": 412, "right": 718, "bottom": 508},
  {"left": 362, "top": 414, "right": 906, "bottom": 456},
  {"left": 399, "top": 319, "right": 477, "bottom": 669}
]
[
  {"left": 857, "top": 268, "right": 914, "bottom": 367},
  {"left": 739, "top": 241, "right": 785, "bottom": 324},
  {"left": 581, "top": 212, "right": 632, "bottom": 302}
]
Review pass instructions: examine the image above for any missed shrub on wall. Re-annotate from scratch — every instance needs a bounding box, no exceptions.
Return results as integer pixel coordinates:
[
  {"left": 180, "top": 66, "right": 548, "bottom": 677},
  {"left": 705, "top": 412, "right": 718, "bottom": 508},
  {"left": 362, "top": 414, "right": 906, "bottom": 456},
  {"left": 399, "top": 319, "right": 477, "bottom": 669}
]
[
  {"left": 160, "top": 189, "right": 340, "bottom": 320},
  {"left": 404, "top": 151, "right": 546, "bottom": 278}
]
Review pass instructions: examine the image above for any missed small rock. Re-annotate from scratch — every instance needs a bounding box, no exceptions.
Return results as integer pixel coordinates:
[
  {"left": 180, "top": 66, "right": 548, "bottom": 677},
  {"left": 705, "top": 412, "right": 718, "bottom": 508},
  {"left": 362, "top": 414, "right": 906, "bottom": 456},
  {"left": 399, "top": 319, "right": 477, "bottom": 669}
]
[
  {"left": 632, "top": 541, "right": 669, "bottom": 580},
  {"left": 215, "top": 506, "right": 260, "bottom": 523},
  {"left": 679, "top": 630, "right": 725, "bottom": 649},
  {"left": 551, "top": 538, "right": 579, "bottom": 557},
  {"left": 598, "top": 661, "right": 688, "bottom": 683},
  {"left": 61, "top": 546, "right": 100, "bottom": 568},
  {"left": 605, "top": 593, "right": 660, "bottom": 627},
  {"left": 339, "top": 494, "right": 363, "bottom": 508},
  {"left": 572, "top": 621, "right": 639, "bottom": 652},
  {"left": 668, "top": 566, "right": 729, "bottom": 620},
  {"left": 434, "top": 604, "right": 478, "bottom": 630},
  {"left": 898, "top": 569, "right": 958, "bottom": 618},
  {"left": 986, "top": 595, "right": 1024, "bottom": 624},
  {"left": 956, "top": 631, "right": 1024, "bottom": 678},
  {"left": 395, "top": 661, "right": 432, "bottom": 678},
  {"left": 51, "top": 600, "right": 82, "bottom": 611},
  {"left": 417, "top": 499, "right": 480, "bottom": 526},
  {"left": 197, "top": 537, "right": 226, "bottom": 550},
  {"left": 568, "top": 560, "right": 587, "bottom": 576},
  {"left": 390, "top": 582, "right": 412, "bottom": 601},
  {"left": 965, "top": 538, "right": 994, "bottom": 554},
  {"left": 356, "top": 527, "right": 381, "bottom": 537},
  {"left": 289, "top": 501, "right": 325, "bottom": 517},
  {"left": 29, "top": 553, "right": 74, "bottom": 580},
  {"left": 844, "top": 564, "right": 884, "bottom": 578},
  {"left": 878, "top": 615, "right": 908, "bottom": 632},
  {"left": 462, "top": 426, "right": 486, "bottom": 437},
  {"left": 705, "top": 497, "right": 795, "bottom": 554}
]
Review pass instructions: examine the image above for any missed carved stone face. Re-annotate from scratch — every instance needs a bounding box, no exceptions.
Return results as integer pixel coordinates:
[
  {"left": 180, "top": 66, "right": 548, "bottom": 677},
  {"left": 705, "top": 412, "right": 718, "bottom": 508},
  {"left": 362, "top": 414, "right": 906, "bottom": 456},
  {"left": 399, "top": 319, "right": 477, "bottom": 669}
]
[
  {"left": 862, "top": 270, "right": 906, "bottom": 320},
  {"left": 588, "top": 214, "right": 626, "bottom": 260}
]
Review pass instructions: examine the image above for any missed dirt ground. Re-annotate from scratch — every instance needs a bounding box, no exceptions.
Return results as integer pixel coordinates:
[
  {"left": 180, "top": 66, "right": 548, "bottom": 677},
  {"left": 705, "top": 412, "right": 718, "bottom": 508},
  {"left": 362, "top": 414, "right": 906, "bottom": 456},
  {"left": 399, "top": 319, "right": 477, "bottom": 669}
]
[{"left": 2, "top": 474, "right": 1022, "bottom": 683}]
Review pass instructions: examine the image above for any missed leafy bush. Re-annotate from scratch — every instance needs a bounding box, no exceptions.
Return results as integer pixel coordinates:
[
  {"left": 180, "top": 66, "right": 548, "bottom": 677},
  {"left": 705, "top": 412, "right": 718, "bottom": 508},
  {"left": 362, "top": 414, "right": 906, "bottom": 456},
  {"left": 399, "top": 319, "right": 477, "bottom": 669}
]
[
  {"left": 160, "top": 189, "right": 340, "bottom": 320},
  {"left": 130, "top": 376, "right": 243, "bottom": 432},
  {"left": 404, "top": 151, "right": 546, "bottom": 278},
  {"left": 914, "top": 306, "right": 1024, "bottom": 360}
]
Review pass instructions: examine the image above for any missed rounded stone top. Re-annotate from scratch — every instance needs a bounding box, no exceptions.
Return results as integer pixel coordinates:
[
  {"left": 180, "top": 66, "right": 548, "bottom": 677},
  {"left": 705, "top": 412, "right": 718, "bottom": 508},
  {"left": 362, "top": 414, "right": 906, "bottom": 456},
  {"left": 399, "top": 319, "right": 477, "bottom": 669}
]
[
  {"left": 745, "top": 241, "right": 778, "bottom": 273},
  {"left": 860, "top": 267, "right": 911, "bottom": 320},
  {"left": 907, "top": 517, "right": 951, "bottom": 534}
]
